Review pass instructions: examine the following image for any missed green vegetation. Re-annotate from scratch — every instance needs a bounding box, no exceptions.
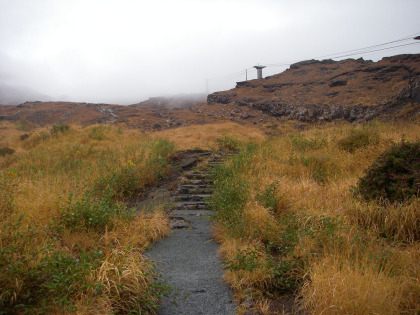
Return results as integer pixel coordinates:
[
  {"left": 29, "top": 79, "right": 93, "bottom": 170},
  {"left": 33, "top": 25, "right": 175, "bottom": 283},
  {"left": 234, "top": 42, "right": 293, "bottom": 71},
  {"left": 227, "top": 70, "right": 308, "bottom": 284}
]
[
  {"left": 215, "top": 133, "right": 240, "bottom": 151},
  {"left": 0, "top": 124, "right": 173, "bottom": 314},
  {"left": 338, "top": 126, "right": 380, "bottom": 153},
  {"left": 355, "top": 139, "right": 420, "bottom": 203}
]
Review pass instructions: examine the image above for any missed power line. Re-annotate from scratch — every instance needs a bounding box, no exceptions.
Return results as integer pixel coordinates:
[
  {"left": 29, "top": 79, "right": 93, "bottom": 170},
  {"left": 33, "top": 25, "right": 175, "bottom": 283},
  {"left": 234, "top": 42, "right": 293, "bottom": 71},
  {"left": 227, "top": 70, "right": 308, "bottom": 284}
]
[
  {"left": 310, "top": 32, "right": 420, "bottom": 60},
  {"left": 266, "top": 35, "right": 420, "bottom": 68},
  {"left": 323, "top": 41, "right": 420, "bottom": 60},
  {"left": 208, "top": 31, "right": 420, "bottom": 83}
]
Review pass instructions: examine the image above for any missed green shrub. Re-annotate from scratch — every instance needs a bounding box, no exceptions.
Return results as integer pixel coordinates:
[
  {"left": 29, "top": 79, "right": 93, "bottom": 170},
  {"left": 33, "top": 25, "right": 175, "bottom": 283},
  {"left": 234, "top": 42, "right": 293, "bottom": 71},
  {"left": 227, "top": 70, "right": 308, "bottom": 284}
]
[
  {"left": 289, "top": 133, "right": 328, "bottom": 152},
  {"left": 215, "top": 133, "right": 240, "bottom": 151},
  {"left": 152, "top": 139, "right": 175, "bottom": 158},
  {"left": 0, "top": 240, "right": 103, "bottom": 313},
  {"left": 88, "top": 125, "right": 110, "bottom": 140},
  {"left": 338, "top": 127, "right": 380, "bottom": 153},
  {"left": 301, "top": 154, "right": 338, "bottom": 183},
  {"left": 51, "top": 124, "right": 70, "bottom": 136},
  {"left": 256, "top": 180, "right": 281, "bottom": 211},
  {"left": 0, "top": 147, "right": 15, "bottom": 156},
  {"left": 19, "top": 133, "right": 30, "bottom": 141},
  {"left": 58, "top": 191, "right": 134, "bottom": 232},
  {"left": 355, "top": 140, "right": 420, "bottom": 202},
  {"left": 94, "top": 165, "right": 142, "bottom": 199},
  {"left": 210, "top": 146, "right": 257, "bottom": 235},
  {"left": 223, "top": 247, "right": 265, "bottom": 271}
]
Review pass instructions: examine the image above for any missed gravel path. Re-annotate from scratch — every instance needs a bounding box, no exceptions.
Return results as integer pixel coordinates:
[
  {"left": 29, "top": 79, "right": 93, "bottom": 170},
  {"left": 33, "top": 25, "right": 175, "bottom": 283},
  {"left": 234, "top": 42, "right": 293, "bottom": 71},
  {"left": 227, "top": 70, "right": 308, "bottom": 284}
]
[{"left": 146, "top": 154, "right": 236, "bottom": 314}]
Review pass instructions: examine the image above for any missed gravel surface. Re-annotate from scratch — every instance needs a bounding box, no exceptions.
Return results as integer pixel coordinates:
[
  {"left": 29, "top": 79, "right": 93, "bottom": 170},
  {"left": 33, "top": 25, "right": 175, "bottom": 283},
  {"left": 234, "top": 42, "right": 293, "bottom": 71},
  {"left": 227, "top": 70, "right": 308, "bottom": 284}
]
[{"left": 146, "top": 210, "right": 236, "bottom": 315}]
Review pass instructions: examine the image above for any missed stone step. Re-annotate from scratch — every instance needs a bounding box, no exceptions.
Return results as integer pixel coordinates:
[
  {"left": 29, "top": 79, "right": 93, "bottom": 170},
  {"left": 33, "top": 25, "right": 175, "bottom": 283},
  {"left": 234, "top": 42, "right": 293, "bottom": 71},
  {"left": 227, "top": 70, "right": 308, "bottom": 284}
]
[
  {"left": 169, "top": 209, "right": 214, "bottom": 217},
  {"left": 174, "top": 201, "right": 210, "bottom": 210},
  {"left": 184, "top": 173, "right": 210, "bottom": 180},
  {"left": 173, "top": 194, "right": 212, "bottom": 202},
  {"left": 178, "top": 184, "right": 214, "bottom": 189},
  {"left": 180, "top": 179, "right": 213, "bottom": 185},
  {"left": 176, "top": 187, "right": 213, "bottom": 195}
]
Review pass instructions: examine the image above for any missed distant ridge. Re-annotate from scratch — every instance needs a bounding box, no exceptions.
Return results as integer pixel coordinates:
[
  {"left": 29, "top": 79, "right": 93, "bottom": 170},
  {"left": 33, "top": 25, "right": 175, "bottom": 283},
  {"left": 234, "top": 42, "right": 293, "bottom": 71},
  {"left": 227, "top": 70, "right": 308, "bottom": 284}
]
[{"left": 198, "top": 54, "right": 420, "bottom": 122}]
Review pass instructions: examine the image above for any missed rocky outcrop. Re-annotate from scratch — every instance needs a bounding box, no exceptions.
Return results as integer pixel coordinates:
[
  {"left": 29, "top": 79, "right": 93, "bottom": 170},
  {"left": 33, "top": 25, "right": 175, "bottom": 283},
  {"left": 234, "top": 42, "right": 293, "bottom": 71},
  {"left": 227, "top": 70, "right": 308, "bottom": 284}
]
[
  {"left": 249, "top": 100, "right": 401, "bottom": 122},
  {"left": 207, "top": 92, "right": 237, "bottom": 104},
  {"left": 205, "top": 54, "right": 420, "bottom": 122}
]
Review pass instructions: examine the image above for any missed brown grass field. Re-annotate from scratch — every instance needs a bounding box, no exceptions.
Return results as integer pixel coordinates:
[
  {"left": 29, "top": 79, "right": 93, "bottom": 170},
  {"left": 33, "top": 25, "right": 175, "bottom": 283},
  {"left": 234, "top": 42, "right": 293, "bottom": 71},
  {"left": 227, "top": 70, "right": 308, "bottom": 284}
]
[
  {"left": 1, "top": 118, "right": 419, "bottom": 314},
  {"left": 210, "top": 121, "right": 420, "bottom": 314}
]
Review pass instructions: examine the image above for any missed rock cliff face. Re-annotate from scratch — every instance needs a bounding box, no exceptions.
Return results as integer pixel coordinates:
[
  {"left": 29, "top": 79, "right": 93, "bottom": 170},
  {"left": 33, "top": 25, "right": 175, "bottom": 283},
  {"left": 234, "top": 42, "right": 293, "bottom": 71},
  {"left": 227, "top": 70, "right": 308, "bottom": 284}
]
[{"left": 206, "top": 54, "right": 420, "bottom": 122}]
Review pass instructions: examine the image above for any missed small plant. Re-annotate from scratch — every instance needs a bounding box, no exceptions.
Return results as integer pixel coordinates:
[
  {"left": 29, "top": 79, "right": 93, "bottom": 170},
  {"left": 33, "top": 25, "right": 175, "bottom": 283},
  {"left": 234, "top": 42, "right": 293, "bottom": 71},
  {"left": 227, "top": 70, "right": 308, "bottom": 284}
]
[
  {"left": 256, "top": 180, "right": 281, "bottom": 211},
  {"left": 223, "top": 247, "right": 264, "bottom": 271},
  {"left": 301, "top": 154, "right": 338, "bottom": 183},
  {"left": 270, "top": 256, "right": 304, "bottom": 292},
  {"left": 290, "top": 133, "right": 328, "bottom": 152},
  {"left": 355, "top": 140, "right": 420, "bottom": 202},
  {"left": 0, "top": 147, "right": 15, "bottom": 156},
  {"left": 215, "top": 133, "right": 240, "bottom": 151},
  {"left": 338, "top": 127, "right": 380, "bottom": 153},
  {"left": 58, "top": 191, "right": 135, "bottom": 232},
  {"left": 88, "top": 125, "right": 110, "bottom": 140},
  {"left": 51, "top": 124, "right": 70, "bottom": 136},
  {"left": 94, "top": 164, "right": 142, "bottom": 199},
  {"left": 19, "top": 134, "right": 30, "bottom": 141}
]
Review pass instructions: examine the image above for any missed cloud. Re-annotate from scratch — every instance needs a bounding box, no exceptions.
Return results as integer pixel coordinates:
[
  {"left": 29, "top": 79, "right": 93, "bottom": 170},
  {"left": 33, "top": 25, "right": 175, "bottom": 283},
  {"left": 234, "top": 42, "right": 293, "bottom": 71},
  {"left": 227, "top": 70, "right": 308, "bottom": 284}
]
[{"left": 0, "top": 0, "right": 419, "bottom": 104}]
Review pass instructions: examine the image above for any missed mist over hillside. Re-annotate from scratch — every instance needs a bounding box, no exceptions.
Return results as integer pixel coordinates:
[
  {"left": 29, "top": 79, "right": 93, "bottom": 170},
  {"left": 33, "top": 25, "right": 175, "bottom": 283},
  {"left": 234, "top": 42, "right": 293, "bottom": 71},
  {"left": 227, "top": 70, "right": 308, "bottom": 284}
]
[
  {"left": 0, "top": 83, "right": 50, "bottom": 105},
  {"left": 131, "top": 93, "right": 207, "bottom": 109}
]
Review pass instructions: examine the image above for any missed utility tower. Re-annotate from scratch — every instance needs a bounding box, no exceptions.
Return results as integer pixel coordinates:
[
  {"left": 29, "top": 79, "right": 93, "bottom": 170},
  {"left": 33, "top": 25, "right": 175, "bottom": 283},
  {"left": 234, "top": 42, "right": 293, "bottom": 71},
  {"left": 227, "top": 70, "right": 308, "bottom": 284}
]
[{"left": 254, "top": 65, "right": 266, "bottom": 79}]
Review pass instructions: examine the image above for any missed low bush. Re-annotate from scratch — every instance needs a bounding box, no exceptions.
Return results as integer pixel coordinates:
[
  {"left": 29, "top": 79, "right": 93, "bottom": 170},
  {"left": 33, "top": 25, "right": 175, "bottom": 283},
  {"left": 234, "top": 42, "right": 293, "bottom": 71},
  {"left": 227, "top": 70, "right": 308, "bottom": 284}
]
[
  {"left": 215, "top": 133, "right": 240, "bottom": 151},
  {"left": 0, "top": 147, "right": 15, "bottom": 156},
  {"left": 338, "top": 127, "right": 380, "bottom": 153},
  {"left": 58, "top": 191, "right": 135, "bottom": 232},
  {"left": 290, "top": 133, "right": 328, "bottom": 152},
  {"left": 51, "top": 124, "right": 70, "bottom": 136},
  {"left": 355, "top": 140, "right": 420, "bottom": 202},
  {"left": 301, "top": 153, "right": 338, "bottom": 183},
  {"left": 256, "top": 180, "right": 281, "bottom": 211},
  {"left": 94, "top": 164, "right": 142, "bottom": 199},
  {"left": 88, "top": 125, "right": 110, "bottom": 140}
]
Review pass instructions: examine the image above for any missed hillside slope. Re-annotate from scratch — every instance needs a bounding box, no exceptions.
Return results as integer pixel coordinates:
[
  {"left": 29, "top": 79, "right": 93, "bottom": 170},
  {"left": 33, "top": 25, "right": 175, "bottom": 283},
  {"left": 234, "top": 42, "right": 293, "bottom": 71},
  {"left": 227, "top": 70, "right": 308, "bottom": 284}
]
[
  {"left": 0, "top": 101, "right": 221, "bottom": 130},
  {"left": 198, "top": 54, "right": 420, "bottom": 122}
]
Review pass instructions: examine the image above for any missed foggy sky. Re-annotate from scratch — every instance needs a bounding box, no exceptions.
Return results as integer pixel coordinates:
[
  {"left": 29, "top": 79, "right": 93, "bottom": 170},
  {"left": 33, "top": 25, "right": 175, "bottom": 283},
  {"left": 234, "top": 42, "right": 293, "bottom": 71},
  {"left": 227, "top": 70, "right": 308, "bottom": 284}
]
[{"left": 1, "top": 0, "right": 420, "bottom": 105}]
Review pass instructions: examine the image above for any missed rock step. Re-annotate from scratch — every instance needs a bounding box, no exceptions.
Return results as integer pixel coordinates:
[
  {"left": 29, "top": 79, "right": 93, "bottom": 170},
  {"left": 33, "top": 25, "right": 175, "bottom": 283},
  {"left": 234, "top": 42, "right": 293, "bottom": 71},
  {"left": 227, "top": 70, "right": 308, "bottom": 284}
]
[
  {"left": 174, "top": 194, "right": 212, "bottom": 202},
  {"left": 180, "top": 179, "right": 213, "bottom": 185},
  {"left": 176, "top": 187, "right": 214, "bottom": 195},
  {"left": 184, "top": 173, "right": 209, "bottom": 180},
  {"left": 178, "top": 184, "right": 214, "bottom": 189},
  {"left": 175, "top": 201, "right": 210, "bottom": 210},
  {"left": 169, "top": 209, "right": 214, "bottom": 217}
]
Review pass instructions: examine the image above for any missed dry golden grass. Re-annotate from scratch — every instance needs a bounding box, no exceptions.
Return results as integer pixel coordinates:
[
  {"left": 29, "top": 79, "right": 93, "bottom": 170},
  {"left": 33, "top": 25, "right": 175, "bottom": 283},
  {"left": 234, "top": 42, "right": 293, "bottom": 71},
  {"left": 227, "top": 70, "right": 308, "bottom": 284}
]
[
  {"left": 212, "top": 121, "right": 420, "bottom": 313},
  {"left": 106, "top": 210, "right": 170, "bottom": 251},
  {"left": 0, "top": 123, "right": 172, "bottom": 313},
  {"left": 301, "top": 256, "right": 404, "bottom": 315},
  {"left": 219, "top": 239, "right": 272, "bottom": 291},
  {"left": 150, "top": 122, "right": 266, "bottom": 150},
  {"left": 89, "top": 250, "right": 152, "bottom": 313}
]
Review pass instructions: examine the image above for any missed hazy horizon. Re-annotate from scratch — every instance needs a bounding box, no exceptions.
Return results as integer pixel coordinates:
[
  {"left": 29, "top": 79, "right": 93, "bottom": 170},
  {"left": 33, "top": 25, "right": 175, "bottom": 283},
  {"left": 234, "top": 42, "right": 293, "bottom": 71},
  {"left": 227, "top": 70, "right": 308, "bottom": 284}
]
[{"left": 1, "top": 0, "right": 420, "bottom": 105}]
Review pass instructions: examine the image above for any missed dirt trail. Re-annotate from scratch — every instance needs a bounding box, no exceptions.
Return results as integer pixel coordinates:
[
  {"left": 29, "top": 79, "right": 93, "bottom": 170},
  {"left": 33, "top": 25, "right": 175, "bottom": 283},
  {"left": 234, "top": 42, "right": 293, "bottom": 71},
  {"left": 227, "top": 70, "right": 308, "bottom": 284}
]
[{"left": 144, "top": 152, "right": 236, "bottom": 314}]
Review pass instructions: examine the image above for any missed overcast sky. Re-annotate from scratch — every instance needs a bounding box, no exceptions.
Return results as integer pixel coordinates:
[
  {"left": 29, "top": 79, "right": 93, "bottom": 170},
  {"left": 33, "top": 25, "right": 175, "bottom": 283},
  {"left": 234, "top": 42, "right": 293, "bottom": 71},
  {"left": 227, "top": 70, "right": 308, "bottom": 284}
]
[{"left": 0, "top": 0, "right": 420, "bottom": 105}]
